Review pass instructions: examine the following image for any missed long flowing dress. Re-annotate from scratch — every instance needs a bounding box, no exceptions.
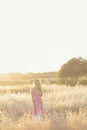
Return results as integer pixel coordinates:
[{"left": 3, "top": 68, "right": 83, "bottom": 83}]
[{"left": 32, "top": 89, "right": 44, "bottom": 117}]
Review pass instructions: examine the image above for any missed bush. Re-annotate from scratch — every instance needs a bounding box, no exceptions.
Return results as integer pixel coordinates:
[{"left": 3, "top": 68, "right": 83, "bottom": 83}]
[
  {"left": 57, "top": 77, "right": 78, "bottom": 86},
  {"left": 78, "top": 77, "right": 87, "bottom": 85}
]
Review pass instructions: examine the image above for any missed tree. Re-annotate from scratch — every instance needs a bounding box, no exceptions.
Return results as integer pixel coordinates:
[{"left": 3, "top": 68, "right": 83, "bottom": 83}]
[
  {"left": 58, "top": 57, "right": 87, "bottom": 86},
  {"left": 59, "top": 57, "right": 87, "bottom": 77}
]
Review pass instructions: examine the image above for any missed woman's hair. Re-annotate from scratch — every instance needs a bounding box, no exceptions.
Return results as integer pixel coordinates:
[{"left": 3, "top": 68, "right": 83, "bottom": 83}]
[
  {"left": 34, "top": 79, "right": 43, "bottom": 96},
  {"left": 34, "top": 79, "right": 41, "bottom": 90}
]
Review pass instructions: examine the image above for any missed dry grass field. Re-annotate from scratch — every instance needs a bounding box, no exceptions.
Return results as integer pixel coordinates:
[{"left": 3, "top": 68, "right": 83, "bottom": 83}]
[{"left": 0, "top": 84, "right": 87, "bottom": 130}]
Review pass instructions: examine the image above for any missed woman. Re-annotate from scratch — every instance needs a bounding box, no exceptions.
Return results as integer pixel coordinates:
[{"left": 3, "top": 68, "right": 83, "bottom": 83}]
[{"left": 31, "top": 79, "right": 44, "bottom": 119}]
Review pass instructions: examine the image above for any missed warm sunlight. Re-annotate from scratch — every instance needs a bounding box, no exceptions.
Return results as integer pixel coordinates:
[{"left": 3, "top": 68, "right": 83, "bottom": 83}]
[
  {"left": 0, "top": 1, "right": 87, "bottom": 130},
  {"left": 0, "top": 1, "right": 87, "bottom": 74}
]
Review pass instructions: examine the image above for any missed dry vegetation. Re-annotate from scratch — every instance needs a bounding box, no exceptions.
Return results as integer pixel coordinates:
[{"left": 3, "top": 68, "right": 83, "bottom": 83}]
[{"left": 0, "top": 84, "right": 87, "bottom": 130}]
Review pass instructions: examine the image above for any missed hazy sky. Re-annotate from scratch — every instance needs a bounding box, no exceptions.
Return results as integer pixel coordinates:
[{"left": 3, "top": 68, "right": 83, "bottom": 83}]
[{"left": 0, "top": 0, "right": 87, "bottom": 73}]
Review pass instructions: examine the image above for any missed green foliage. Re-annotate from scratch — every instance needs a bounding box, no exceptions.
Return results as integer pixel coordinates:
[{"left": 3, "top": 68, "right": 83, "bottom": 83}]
[
  {"left": 78, "top": 77, "right": 87, "bottom": 85},
  {"left": 58, "top": 57, "right": 87, "bottom": 86},
  {"left": 57, "top": 77, "right": 77, "bottom": 86},
  {"left": 59, "top": 57, "right": 87, "bottom": 78}
]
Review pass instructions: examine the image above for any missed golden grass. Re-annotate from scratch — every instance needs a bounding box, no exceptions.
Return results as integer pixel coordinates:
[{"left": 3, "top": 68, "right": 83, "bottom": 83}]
[{"left": 0, "top": 84, "right": 87, "bottom": 130}]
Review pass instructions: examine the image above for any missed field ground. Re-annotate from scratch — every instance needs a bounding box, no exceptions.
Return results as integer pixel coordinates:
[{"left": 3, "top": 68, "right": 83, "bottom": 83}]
[{"left": 0, "top": 84, "right": 87, "bottom": 130}]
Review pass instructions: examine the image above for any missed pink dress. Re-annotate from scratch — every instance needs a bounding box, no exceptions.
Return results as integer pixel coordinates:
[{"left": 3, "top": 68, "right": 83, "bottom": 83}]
[{"left": 32, "top": 89, "right": 44, "bottom": 117}]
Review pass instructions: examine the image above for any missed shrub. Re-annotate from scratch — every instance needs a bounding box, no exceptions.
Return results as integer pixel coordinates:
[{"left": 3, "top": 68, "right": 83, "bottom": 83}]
[{"left": 78, "top": 77, "right": 87, "bottom": 85}]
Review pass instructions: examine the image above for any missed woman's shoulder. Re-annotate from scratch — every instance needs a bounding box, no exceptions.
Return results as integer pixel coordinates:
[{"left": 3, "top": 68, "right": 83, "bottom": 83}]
[
  {"left": 31, "top": 86, "right": 34, "bottom": 90},
  {"left": 31, "top": 86, "right": 36, "bottom": 92},
  {"left": 32, "top": 87, "right": 40, "bottom": 93},
  {"left": 31, "top": 87, "right": 35, "bottom": 95}
]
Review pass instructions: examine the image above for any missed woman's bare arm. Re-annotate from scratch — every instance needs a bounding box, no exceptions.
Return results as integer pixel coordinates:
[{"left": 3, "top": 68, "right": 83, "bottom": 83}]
[{"left": 31, "top": 88, "right": 35, "bottom": 102}]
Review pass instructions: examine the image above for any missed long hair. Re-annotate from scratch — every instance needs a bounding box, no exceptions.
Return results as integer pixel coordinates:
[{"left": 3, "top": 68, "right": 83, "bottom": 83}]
[{"left": 34, "top": 79, "right": 43, "bottom": 96}]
